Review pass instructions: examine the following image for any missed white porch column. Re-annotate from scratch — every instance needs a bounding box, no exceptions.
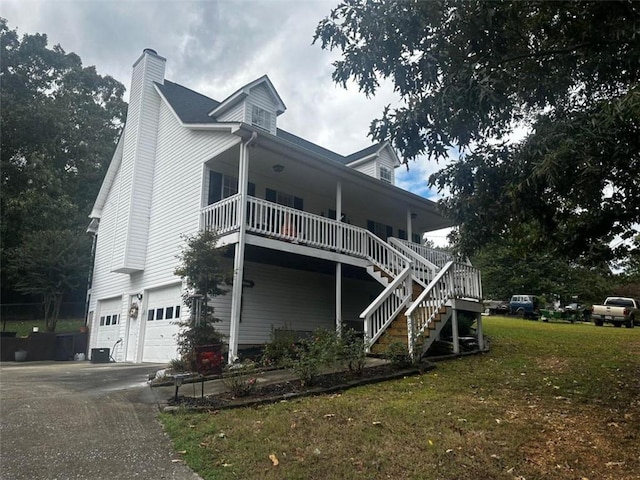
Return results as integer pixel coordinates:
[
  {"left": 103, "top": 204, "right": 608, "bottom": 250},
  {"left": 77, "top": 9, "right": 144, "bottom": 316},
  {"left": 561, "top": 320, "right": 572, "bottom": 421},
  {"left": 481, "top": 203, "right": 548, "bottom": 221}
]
[
  {"left": 451, "top": 306, "right": 460, "bottom": 354},
  {"left": 406, "top": 208, "right": 412, "bottom": 241},
  {"left": 228, "top": 133, "right": 256, "bottom": 363},
  {"left": 476, "top": 312, "right": 484, "bottom": 350},
  {"left": 335, "top": 180, "right": 342, "bottom": 334}
]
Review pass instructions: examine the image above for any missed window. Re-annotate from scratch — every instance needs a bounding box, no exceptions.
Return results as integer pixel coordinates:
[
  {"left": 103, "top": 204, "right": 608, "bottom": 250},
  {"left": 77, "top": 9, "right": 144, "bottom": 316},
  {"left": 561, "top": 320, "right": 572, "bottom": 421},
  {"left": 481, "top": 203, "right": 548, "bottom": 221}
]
[
  {"left": 266, "top": 188, "right": 303, "bottom": 210},
  {"left": 147, "top": 309, "right": 154, "bottom": 321},
  {"left": 412, "top": 233, "right": 421, "bottom": 244},
  {"left": 112, "top": 314, "right": 119, "bottom": 325},
  {"left": 379, "top": 165, "right": 393, "bottom": 184},
  {"left": 251, "top": 105, "right": 272, "bottom": 131},
  {"left": 106, "top": 315, "right": 112, "bottom": 326},
  {"left": 208, "top": 171, "right": 255, "bottom": 205},
  {"left": 367, "top": 220, "right": 393, "bottom": 241},
  {"left": 175, "top": 306, "right": 181, "bottom": 318},
  {"left": 165, "top": 306, "right": 174, "bottom": 320},
  {"left": 156, "top": 308, "right": 164, "bottom": 320},
  {"left": 100, "top": 316, "right": 105, "bottom": 326}
]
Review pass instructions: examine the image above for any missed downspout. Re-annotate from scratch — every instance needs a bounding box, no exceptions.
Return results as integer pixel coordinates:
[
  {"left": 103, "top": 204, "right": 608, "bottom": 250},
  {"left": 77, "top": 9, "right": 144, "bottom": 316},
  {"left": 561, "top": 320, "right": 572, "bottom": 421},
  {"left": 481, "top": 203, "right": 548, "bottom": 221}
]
[{"left": 228, "top": 131, "right": 257, "bottom": 363}]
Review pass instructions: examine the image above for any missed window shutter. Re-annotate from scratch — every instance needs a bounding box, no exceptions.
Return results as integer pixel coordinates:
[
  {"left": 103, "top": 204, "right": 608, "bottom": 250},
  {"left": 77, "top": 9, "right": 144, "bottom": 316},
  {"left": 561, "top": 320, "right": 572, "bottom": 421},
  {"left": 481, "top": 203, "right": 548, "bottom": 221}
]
[
  {"left": 266, "top": 188, "right": 277, "bottom": 202},
  {"left": 208, "top": 171, "right": 223, "bottom": 205},
  {"left": 294, "top": 196, "right": 304, "bottom": 211},
  {"left": 412, "top": 233, "right": 421, "bottom": 244}
]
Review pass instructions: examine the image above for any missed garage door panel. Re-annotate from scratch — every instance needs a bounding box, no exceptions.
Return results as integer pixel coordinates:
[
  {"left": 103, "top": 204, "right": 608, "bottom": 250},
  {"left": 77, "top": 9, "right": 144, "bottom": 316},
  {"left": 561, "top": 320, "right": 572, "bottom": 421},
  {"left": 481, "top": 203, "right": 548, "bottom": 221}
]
[
  {"left": 95, "top": 297, "right": 123, "bottom": 349},
  {"left": 142, "top": 284, "right": 183, "bottom": 363}
]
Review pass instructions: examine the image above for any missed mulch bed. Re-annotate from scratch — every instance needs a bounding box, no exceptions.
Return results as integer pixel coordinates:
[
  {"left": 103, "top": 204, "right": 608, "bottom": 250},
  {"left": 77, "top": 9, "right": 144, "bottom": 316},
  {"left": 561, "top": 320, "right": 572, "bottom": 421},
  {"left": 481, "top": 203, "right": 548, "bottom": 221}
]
[{"left": 166, "top": 363, "right": 432, "bottom": 411}]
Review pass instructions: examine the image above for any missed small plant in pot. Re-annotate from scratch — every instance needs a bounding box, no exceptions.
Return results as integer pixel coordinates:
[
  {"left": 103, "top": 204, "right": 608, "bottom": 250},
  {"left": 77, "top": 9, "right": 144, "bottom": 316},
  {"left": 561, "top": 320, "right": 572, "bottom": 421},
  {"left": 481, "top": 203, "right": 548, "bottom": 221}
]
[{"left": 173, "top": 230, "right": 230, "bottom": 374}]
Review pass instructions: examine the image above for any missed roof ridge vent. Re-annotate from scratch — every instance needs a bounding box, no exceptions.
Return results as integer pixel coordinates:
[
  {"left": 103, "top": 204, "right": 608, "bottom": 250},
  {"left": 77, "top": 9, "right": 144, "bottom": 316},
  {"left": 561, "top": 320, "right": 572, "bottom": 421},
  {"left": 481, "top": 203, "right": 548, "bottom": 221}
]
[{"left": 143, "top": 48, "right": 158, "bottom": 55}]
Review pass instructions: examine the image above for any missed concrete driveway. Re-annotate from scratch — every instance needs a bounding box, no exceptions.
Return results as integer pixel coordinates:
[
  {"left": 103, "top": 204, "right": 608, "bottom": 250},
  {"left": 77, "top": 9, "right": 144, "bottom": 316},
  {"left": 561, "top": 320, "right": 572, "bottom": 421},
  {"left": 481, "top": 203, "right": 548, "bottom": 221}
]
[{"left": 0, "top": 361, "right": 201, "bottom": 480}]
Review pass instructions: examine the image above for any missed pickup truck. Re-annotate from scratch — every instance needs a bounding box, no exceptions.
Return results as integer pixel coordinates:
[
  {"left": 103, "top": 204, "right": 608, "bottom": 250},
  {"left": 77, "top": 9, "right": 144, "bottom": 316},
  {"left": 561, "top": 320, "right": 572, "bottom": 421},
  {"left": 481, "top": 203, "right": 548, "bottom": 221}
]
[{"left": 591, "top": 297, "right": 640, "bottom": 328}]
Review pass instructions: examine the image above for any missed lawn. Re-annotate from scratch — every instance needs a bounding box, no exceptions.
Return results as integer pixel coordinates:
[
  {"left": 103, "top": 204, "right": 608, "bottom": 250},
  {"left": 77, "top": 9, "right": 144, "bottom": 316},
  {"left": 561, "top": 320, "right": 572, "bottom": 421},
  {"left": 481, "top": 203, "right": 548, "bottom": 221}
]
[
  {"left": 160, "top": 317, "right": 640, "bottom": 480},
  {"left": 3, "top": 318, "right": 85, "bottom": 337}
]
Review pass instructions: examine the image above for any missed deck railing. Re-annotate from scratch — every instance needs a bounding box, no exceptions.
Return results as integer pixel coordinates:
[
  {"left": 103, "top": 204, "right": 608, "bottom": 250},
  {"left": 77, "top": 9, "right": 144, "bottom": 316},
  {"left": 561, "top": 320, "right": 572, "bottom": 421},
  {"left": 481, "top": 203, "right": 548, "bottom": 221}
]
[{"left": 202, "top": 195, "right": 408, "bottom": 274}]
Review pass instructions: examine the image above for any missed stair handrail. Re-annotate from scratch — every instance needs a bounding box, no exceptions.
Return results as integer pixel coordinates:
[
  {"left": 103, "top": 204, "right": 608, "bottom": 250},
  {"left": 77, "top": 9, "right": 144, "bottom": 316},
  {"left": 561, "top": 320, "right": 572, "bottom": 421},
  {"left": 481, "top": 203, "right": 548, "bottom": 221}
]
[
  {"left": 360, "top": 265, "right": 412, "bottom": 350},
  {"left": 395, "top": 238, "right": 454, "bottom": 268},
  {"left": 387, "top": 237, "right": 438, "bottom": 287}
]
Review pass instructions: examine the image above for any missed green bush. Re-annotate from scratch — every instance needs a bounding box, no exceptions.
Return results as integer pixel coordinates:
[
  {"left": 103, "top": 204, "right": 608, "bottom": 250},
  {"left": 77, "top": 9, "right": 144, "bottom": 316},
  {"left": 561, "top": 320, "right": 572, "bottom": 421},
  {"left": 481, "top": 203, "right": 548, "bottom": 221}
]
[
  {"left": 262, "top": 326, "right": 298, "bottom": 367},
  {"left": 384, "top": 341, "right": 412, "bottom": 368},
  {"left": 289, "top": 328, "right": 341, "bottom": 385},
  {"left": 340, "top": 327, "right": 366, "bottom": 376}
]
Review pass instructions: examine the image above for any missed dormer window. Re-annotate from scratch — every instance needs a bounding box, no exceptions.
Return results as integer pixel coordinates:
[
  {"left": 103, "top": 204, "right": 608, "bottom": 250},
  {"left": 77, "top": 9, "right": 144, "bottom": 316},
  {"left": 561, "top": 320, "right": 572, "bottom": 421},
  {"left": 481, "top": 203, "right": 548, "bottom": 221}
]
[
  {"left": 379, "top": 165, "right": 393, "bottom": 184},
  {"left": 251, "top": 105, "right": 272, "bottom": 131}
]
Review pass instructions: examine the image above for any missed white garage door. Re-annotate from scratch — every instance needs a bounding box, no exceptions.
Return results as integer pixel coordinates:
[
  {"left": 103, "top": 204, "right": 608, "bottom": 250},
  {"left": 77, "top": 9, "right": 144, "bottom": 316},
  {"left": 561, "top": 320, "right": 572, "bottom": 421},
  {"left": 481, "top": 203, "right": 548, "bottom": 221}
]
[
  {"left": 142, "top": 284, "right": 183, "bottom": 363},
  {"left": 95, "top": 297, "right": 123, "bottom": 351}
]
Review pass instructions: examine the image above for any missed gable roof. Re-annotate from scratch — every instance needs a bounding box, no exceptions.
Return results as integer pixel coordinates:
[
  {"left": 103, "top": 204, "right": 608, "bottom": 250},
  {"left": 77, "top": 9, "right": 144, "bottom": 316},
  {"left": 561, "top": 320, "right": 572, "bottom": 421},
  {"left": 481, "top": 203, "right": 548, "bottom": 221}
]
[{"left": 208, "top": 75, "right": 286, "bottom": 118}]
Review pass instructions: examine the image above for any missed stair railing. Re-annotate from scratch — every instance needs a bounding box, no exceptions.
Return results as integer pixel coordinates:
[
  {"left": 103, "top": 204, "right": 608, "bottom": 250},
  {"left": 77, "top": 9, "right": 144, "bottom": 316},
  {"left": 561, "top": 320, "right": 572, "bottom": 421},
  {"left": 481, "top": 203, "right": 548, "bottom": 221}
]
[
  {"left": 360, "top": 265, "right": 412, "bottom": 351},
  {"left": 388, "top": 237, "right": 438, "bottom": 287}
]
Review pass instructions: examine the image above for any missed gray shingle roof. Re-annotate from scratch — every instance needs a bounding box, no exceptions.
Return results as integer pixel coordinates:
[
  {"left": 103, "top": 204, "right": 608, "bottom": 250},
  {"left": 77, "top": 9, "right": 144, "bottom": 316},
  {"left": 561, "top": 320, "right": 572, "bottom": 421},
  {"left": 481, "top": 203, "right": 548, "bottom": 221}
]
[
  {"left": 156, "top": 81, "right": 219, "bottom": 124},
  {"left": 156, "top": 79, "right": 379, "bottom": 166}
]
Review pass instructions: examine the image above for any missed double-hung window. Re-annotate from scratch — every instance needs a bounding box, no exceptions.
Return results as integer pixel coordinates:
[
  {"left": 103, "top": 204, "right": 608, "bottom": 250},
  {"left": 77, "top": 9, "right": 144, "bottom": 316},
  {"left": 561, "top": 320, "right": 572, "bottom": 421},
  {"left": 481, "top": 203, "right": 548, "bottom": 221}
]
[{"left": 251, "top": 105, "right": 272, "bottom": 131}]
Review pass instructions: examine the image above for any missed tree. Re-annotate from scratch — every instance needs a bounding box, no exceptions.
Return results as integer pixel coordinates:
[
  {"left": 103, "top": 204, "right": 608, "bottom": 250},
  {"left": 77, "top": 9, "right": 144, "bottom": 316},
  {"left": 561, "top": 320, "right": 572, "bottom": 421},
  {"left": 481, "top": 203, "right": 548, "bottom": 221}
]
[
  {"left": 173, "top": 230, "right": 230, "bottom": 370},
  {"left": 315, "top": 1, "right": 640, "bottom": 263},
  {"left": 6, "top": 230, "right": 92, "bottom": 332},
  {"left": 0, "top": 19, "right": 126, "bottom": 309}
]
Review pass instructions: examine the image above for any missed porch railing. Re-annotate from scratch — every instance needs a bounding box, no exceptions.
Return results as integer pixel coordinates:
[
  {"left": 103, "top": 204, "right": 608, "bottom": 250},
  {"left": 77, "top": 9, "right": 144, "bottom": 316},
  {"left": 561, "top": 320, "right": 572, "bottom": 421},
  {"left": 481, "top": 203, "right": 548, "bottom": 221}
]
[{"left": 202, "top": 195, "right": 407, "bottom": 275}]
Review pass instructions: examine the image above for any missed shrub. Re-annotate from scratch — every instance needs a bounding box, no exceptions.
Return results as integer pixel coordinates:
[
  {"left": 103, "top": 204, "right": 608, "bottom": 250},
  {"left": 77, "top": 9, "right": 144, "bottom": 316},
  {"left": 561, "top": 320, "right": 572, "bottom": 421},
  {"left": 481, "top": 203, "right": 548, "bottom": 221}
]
[
  {"left": 262, "top": 326, "right": 298, "bottom": 367},
  {"left": 223, "top": 363, "right": 258, "bottom": 397},
  {"left": 385, "top": 341, "right": 412, "bottom": 368},
  {"left": 340, "top": 327, "right": 366, "bottom": 376},
  {"left": 168, "top": 357, "right": 186, "bottom": 373},
  {"left": 289, "top": 328, "right": 341, "bottom": 385}
]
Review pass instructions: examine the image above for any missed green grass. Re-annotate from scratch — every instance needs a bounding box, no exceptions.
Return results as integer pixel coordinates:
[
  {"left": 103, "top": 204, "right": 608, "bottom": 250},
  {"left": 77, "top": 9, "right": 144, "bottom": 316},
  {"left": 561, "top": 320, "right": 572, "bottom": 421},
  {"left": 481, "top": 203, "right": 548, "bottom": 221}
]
[
  {"left": 160, "top": 317, "right": 640, "bottom": 480},
  {"left": 3, "top": 318, "right": 85, "bottom": 336}
]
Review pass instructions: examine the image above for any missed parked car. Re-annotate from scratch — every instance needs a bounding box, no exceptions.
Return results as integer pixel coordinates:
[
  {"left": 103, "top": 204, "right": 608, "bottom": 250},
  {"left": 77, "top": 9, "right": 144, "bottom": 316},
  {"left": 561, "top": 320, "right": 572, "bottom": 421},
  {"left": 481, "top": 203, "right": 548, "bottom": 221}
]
[
  {"left": 509, "top": 295, "right": 540, "bottom": 319},
  {"left": 591, "top": 297, "right": 640, "bottom": 328}
]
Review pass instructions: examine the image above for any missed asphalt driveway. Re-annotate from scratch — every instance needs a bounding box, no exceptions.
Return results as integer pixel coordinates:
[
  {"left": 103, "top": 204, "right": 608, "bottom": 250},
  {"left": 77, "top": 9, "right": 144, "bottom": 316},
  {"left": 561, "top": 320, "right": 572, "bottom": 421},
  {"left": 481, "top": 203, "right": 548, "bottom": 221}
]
[{"left": 0, "top": 361, "right": 201, "bottom": 480}]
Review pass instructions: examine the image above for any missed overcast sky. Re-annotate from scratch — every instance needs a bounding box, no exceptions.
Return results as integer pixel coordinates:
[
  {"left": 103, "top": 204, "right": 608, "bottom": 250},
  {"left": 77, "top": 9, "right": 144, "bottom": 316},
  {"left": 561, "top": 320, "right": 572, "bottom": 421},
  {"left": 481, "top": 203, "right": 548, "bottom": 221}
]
[{"left": 2, "top": 0, "right": 452, "bottom": 244}]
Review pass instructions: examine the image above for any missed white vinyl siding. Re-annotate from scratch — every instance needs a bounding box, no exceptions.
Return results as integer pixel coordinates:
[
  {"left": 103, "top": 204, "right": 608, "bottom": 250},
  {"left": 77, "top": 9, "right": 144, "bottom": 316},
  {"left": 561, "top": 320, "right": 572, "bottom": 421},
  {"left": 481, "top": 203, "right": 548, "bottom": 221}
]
[
  {"left": 216, "top": 101, "right": 245, "bottom": 122},
  {"left": 377, "top": 148, "right": 397, "bottom": 185},
  {"left": 110, "top": 53, "right": 165, "bottom": 273},
  {"left": 352, "top": 161, "right": 377, "bottom": 178},
  {"left": 88, "top": 100, "right": 240, "bottom": 361},
  {"left": 248, "top": 84, "right": 277, "bottom": 134}
]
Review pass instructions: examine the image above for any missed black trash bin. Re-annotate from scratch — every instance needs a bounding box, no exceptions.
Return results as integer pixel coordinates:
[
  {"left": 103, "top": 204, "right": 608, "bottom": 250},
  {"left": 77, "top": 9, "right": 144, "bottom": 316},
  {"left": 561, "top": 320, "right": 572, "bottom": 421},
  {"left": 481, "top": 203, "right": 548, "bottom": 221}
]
[{"left": 91, "top": 348, "right": 110, "bottom": 363}]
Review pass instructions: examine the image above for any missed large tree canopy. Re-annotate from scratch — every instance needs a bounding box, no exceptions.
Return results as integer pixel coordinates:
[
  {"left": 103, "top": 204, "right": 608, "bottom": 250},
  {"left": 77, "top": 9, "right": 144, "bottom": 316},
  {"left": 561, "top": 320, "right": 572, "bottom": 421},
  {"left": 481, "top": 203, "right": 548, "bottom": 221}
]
[
  {"left": 0, "top": 19, "right": 126, "bottom": 321},
  {"left": 315, "top": 0, "right": 640, "bottom": 263}
]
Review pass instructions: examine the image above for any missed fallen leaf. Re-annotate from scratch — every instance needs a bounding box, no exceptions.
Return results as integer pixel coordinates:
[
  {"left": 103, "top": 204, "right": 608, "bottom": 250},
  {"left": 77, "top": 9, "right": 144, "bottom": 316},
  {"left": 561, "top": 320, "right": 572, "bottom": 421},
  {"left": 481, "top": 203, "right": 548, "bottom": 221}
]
[
  {"left": 290, "top": 422, "right": 297, "bottom": 429},
  {"left": 428, "top": 439, "right": 434, "bottom": 446},
  {"left": 222, "top": 463, "right": 233, "bottom": 468},
  {"left": 324, "top": 414, "right": 335, "bottom": 418},
  {"left": 171, "top": 459, "right": 183, "bottom": 463},
  {"left": 372, "top": 421, "right": 382, "bottom": 426},
  {"left": 269, "top": 453, "right": 279, "bottom": 466},
  {"left": 177, "top": 450, "right": 187, "bottom": 455}
]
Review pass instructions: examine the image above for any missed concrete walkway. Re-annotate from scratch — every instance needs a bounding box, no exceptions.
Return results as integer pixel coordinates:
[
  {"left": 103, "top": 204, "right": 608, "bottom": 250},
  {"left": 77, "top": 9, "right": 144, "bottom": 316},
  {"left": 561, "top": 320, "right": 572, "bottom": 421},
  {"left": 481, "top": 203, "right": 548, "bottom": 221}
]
[{"left": 0, "top": 361, "right": 201, "bottom": 480}]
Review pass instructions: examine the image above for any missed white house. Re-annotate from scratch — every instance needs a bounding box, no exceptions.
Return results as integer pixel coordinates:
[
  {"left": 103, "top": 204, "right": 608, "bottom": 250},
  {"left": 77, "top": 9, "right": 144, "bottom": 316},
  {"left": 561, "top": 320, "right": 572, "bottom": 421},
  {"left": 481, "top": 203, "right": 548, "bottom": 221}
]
[{"left": 86, "top": 49, "right": 483, "bottom": 364}]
